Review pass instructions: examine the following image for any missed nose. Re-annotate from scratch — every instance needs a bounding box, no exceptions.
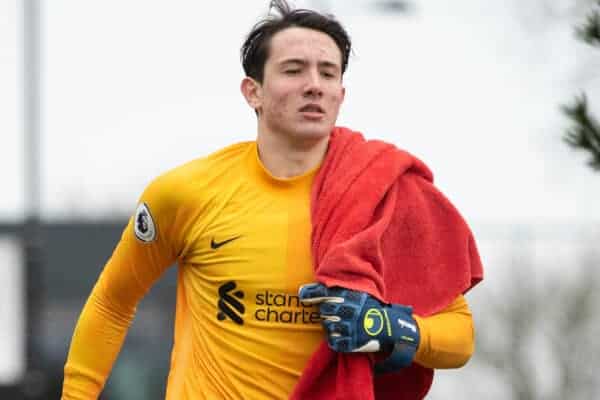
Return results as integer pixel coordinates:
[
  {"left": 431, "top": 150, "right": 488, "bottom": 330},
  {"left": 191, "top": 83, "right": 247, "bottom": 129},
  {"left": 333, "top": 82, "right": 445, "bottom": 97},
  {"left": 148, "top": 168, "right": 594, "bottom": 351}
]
[{"left": 303, "top": 70, "right": 323, "bottom": 99}]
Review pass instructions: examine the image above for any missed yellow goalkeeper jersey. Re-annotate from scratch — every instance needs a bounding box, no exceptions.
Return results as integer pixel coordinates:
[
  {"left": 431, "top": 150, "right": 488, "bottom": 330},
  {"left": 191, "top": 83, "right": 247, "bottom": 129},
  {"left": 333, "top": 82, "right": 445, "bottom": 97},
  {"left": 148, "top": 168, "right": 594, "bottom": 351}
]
[{"left": 62, "top": 141, "right": 474, "bottom": 400}]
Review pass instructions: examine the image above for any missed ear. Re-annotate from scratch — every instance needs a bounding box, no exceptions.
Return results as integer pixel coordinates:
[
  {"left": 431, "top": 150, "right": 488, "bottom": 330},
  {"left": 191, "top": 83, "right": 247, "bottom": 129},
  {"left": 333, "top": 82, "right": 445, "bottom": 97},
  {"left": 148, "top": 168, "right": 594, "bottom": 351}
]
[{"left": 240, "top": 77, "right": 262, "bottom": 112}]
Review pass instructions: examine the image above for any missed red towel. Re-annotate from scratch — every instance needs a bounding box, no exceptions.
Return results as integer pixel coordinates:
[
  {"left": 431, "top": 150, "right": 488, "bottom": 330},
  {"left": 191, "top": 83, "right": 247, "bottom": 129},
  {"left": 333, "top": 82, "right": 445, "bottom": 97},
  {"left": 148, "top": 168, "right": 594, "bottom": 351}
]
[{"left": 291, "top": 127, "right": 484, "bottom": 399}]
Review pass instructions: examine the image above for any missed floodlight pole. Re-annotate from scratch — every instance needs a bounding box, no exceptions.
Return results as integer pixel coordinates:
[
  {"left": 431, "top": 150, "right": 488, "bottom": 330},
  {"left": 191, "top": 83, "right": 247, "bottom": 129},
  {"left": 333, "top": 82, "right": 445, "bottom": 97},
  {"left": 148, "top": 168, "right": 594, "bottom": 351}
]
[
  {"left": 23, "top": 0, "right": 45, "bottom": 398},
  {"left": 24, "top": 3, "right": 41, "bottom": 218}
]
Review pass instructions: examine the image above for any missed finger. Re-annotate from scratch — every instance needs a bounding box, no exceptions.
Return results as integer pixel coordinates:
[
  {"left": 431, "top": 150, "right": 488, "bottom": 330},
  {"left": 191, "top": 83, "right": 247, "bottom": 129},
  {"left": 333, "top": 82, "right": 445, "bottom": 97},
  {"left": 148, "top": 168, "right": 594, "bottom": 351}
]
[
  {"left": 335, "top": 304, "right": 358, "bottom": 320},
  {"left": 325, "top": 286, "right": 366, "bottom": 306},
  {"left": 324, "top": 321, "right": 351, "bottom": 337},
  {"left": 319, "top": 301, "right": 340, "bottom": 317},
  {"left": 298, "top": 283, "right": 343, "bottom": 304},
  {"left": 320, "top": 303, "right": 358, "bottom": 323}
]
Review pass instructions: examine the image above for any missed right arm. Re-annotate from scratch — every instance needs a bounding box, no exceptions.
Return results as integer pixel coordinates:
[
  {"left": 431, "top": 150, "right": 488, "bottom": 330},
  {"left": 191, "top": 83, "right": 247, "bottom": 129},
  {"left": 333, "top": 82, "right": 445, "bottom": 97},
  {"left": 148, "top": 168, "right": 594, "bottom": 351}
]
[{"left": 62, "top": 178, "right": 183, "bottom": 400}]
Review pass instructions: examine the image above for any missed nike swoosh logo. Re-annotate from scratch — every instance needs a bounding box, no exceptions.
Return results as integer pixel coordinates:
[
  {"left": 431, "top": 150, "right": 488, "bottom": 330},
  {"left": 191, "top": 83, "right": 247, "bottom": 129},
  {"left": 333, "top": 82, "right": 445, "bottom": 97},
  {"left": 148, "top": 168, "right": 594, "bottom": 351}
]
[{"left": 211, "top": 236, "right": 241, "bottom": 250}]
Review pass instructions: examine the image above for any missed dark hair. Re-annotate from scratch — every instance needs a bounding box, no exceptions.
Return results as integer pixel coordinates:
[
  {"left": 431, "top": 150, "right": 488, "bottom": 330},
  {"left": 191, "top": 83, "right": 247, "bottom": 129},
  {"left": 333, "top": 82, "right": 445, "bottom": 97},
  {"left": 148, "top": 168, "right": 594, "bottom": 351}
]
[{"left": 241, "top": 0, "right": 352, "bottom": 83}]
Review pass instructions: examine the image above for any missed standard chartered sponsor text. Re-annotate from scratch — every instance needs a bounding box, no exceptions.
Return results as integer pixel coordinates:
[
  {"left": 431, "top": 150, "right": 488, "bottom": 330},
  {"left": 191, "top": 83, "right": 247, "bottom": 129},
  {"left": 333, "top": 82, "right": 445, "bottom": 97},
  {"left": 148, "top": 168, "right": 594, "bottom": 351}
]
[{"left": 254, "top": 290, "right": 320, "bottom": 324}]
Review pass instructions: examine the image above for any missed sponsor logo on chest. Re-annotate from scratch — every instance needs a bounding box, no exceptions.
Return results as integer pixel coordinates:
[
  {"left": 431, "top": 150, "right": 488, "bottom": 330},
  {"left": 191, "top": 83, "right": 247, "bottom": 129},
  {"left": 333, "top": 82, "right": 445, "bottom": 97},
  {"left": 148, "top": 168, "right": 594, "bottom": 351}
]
[{"left": 216, "top": 281, "right": 320, "bottom": 325}]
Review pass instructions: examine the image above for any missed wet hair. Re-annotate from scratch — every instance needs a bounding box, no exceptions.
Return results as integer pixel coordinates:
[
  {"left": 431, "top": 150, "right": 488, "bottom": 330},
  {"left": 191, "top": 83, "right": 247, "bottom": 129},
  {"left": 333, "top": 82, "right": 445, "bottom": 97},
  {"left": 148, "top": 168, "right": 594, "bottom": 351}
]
[{"left": 241, "top": 0, "right": 352, "bottom": 83}]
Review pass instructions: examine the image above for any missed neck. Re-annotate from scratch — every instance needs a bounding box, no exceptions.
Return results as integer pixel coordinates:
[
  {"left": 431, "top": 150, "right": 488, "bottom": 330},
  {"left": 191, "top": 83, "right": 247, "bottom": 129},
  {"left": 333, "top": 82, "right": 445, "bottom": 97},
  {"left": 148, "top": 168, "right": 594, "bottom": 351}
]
[{"left": 256, "top": 130, "right": 330, "bottom": 179}]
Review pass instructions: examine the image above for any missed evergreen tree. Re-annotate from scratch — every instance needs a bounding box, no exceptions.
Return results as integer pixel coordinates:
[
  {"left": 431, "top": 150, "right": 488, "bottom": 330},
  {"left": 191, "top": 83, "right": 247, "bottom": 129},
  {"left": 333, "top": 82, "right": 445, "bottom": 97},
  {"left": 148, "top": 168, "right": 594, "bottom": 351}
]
[{"left": 563, "top": 1, "right": 600, "bottom": 170}]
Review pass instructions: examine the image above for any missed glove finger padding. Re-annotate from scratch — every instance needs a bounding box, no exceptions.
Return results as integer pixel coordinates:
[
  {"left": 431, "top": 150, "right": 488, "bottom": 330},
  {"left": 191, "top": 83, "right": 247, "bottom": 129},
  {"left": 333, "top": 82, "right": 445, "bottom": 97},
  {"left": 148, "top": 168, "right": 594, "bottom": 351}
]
[
  {"left": 324, "top": 320, "right": 351, "bottom": 337},
  {"left": 298, "top": 282, "right": 343, "bottom": 304},
  {"left": 319, "top": 301, "right": 340, "bottom": 316}
]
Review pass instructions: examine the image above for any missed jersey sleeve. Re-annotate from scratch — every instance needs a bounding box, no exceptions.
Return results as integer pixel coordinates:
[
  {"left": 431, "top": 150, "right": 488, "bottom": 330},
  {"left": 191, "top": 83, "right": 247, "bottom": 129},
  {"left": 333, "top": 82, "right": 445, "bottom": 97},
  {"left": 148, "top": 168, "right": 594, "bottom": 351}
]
[
  {"left": 412, "top": 294, "right": 475, "bottom": 369},
  {"left": 62, "top": 175, "right": 186, "bottom": 400}
]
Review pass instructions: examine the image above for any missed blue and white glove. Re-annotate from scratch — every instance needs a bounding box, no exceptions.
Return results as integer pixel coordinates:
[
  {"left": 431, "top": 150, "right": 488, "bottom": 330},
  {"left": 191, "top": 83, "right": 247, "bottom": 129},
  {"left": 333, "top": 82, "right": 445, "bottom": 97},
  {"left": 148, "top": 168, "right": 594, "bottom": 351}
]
[{"left": 299, "top": 282, "right": 420, "bottom": 372}]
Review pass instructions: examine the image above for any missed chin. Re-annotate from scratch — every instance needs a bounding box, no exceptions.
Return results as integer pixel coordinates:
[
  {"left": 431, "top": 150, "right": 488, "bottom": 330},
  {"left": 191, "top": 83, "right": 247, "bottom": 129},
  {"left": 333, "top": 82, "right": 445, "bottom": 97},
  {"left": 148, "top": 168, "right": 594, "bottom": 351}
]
[{"left": 292, "top": 123, "right": 334, "bottom": 141}]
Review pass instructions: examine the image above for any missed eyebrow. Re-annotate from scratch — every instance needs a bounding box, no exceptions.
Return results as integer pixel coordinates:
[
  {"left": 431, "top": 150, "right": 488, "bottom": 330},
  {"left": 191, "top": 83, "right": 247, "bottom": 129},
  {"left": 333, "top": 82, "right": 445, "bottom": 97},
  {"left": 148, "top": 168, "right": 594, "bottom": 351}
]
[{"left": 280, "top": 58, "right": 340, "bottom": 70}]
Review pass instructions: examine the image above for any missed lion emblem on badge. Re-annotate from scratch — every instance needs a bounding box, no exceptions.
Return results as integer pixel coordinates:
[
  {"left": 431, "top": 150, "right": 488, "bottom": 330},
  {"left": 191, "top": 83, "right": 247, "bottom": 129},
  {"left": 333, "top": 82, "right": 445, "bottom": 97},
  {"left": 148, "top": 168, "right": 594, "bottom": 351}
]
[{"left": 134, "top": 203, "right": 156, "bottom": 243}]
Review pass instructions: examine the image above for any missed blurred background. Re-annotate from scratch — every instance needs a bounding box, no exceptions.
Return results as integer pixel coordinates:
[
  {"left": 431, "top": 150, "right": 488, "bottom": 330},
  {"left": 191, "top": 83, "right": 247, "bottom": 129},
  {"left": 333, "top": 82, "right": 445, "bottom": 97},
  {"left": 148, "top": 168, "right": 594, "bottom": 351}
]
[{"left": 2, "top": 0, "right": 600, "bottom": 398}]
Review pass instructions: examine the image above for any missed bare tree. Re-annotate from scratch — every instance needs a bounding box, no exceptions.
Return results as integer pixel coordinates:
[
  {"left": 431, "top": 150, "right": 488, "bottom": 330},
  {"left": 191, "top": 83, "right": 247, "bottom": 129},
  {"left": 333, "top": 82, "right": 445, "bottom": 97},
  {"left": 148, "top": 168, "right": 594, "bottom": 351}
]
[{"left": 474, "top": 245, "right": 600, "bottom": 400}]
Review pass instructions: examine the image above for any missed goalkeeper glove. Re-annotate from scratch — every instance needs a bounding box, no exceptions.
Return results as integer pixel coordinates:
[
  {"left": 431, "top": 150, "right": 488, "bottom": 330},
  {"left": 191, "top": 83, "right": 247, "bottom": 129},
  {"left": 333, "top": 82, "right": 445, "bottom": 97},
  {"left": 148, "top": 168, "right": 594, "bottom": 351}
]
[{"left": 299, "top": 282, "right": 420, "bottom": 373}]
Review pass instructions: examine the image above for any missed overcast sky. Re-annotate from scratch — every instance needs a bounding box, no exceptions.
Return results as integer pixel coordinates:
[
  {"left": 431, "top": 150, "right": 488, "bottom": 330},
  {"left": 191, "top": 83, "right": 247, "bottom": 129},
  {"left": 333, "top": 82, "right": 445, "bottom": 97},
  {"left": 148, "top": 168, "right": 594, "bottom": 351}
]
[{"left": 2, "top": 0, "right": 600, "bottom": 224}]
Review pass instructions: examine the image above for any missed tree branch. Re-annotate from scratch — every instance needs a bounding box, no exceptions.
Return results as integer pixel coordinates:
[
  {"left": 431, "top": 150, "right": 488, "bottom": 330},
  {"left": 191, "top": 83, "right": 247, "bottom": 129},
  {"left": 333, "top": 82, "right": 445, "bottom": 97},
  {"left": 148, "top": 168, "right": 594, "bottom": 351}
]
[
  {"left": 562, "top": 94, "right": 600, "bottom": 171},
  {"left": 575, "top": 7, "right": 600, "bottom": 46}
]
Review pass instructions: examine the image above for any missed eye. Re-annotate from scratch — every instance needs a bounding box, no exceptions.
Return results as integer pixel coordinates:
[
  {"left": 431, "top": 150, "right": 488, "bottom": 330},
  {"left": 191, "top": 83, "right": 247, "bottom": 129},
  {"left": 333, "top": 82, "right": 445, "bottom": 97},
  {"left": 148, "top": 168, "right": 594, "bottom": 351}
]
[
  {"left": 321, "top": 71, "right": 336, "bottom": 79},
  {"left": 285, "top": 69, "right": 301, "bottom": 75}
]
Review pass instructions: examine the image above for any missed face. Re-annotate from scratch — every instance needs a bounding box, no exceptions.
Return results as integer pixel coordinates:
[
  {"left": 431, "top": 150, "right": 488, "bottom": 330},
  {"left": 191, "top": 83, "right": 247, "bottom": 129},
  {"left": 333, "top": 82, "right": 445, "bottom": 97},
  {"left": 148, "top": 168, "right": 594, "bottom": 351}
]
[{"left": 242, "top": 27, "right": 345, "bottom": 143}]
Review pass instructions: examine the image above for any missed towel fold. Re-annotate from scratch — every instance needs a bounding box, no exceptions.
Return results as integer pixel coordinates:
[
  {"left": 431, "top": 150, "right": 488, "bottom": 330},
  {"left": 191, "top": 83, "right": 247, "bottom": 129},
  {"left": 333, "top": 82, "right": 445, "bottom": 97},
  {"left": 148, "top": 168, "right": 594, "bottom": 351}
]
[{"left": 291, "top": 127, "right": 484, "bottom": 399}]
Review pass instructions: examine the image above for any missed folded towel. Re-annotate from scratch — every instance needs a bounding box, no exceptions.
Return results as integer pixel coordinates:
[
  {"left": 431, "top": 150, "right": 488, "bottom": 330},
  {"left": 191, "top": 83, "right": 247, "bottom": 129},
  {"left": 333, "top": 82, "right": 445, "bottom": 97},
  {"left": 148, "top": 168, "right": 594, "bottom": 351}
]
[{"left": 291, "top": 127, "right": 484, "bottom": 399}]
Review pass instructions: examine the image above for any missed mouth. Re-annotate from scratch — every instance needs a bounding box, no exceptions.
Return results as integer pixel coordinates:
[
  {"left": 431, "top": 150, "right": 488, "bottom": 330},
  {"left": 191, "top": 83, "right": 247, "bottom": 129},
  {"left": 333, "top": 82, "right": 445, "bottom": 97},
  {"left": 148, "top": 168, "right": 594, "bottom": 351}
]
[{"left": 299, "top": 104, "right": 325, "bottom": 119}]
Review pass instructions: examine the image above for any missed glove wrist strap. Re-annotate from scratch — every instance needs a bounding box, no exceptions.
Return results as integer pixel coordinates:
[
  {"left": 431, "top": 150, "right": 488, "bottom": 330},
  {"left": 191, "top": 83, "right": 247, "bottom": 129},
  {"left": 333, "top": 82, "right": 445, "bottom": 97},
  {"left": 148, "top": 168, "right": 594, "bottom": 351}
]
[
  {"left": 373, "top": 305, "right": 420, "bottom": 374},
  {"left": 374, "top": 340, "right": 418, "bottom": 374}
]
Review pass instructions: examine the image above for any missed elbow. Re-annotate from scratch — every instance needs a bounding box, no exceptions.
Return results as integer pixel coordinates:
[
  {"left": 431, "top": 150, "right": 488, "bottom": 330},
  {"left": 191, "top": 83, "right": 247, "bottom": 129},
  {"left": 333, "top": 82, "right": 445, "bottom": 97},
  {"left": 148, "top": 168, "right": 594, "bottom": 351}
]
[
  {"left": 441, "top": 316, "right": 476, "bottom": 369},
  {"left": 454, "top": 336, "right": 475, "bottom": 368},
  {"left": 454, "top": 319, "right": 476, "bottom": 368}
]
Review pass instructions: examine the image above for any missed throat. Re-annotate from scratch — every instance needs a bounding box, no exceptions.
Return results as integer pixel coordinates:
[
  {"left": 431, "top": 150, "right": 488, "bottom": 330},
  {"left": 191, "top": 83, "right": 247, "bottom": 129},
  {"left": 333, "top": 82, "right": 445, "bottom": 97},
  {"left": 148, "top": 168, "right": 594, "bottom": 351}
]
[{"left": 256, "top": 135, "right": 329, "bottom": 179}]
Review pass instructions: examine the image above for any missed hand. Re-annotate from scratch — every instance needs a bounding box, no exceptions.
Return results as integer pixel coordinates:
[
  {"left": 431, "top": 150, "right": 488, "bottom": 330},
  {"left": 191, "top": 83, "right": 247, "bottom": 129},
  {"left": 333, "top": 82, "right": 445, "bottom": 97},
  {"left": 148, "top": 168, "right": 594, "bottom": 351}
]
[{"left": 299, "top": 283, "right": 420, "bottom": 370}]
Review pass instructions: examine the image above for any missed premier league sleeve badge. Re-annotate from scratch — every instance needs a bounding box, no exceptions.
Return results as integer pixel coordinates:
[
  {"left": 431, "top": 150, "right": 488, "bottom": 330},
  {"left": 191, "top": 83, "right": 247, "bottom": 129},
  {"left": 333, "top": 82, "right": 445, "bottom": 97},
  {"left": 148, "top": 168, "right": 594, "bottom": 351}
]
[{"left": 134, "top": 202, "right": 157, "bottom": 243}]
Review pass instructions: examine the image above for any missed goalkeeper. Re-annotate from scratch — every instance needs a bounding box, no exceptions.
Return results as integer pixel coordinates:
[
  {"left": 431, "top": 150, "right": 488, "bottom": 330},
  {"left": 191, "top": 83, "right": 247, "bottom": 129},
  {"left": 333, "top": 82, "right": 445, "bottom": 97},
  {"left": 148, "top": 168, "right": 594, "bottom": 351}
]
[{"left": 61, "top": 1, "right": 483, "bottom": 399}]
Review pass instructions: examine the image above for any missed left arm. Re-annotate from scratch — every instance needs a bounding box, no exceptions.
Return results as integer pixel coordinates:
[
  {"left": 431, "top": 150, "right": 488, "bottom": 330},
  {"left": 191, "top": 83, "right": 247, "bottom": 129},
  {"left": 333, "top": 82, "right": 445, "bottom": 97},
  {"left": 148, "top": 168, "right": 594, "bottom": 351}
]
[
  {"left": 413, "top": 294, "right": 474, "bottom": 369},
  {"left": 299, "top": 284, "right": 475, "bottom": 372}
]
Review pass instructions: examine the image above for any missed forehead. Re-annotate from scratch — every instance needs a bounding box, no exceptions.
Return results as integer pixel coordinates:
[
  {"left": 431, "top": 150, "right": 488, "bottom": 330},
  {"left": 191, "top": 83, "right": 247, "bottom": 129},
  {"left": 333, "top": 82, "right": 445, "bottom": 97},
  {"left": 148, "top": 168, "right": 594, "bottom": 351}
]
[{"left": 267, "top": 27, "right": 342, "bottom": 66}]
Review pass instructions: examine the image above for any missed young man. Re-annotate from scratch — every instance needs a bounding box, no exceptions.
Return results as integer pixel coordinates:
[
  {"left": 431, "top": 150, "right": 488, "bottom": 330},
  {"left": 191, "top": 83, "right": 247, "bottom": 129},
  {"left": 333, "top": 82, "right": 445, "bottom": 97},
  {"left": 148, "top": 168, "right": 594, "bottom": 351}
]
[{"left": 62, "top": 1, "right": 483, "bottom": 399}]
